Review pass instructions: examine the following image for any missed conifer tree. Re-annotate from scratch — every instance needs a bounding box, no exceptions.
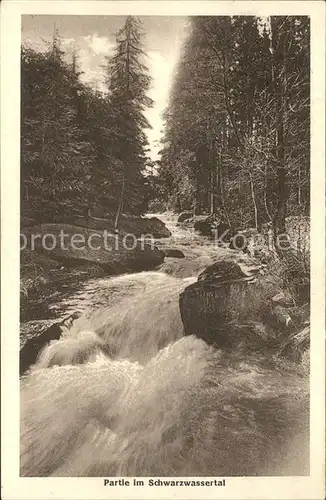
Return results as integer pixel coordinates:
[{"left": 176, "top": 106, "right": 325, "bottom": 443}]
[
  {"left": 106, "top": 16, "right": 153, "bottom": 231},
  {"left": 157, "top": 15, "right": 310, "bottom": 230}
]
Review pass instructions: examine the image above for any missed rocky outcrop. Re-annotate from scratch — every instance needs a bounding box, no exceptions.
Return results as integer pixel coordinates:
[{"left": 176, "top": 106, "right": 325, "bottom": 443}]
[
  {"left": 21, "top": 211, "right": 172, "bottom": 239},
  {"left": 179, "top": 261, "right": 265, "bottom": 348},
  {"left": 178, "top": 258, "right": 308, "bottom": 356},
  {"left": 229, "top": 233, "right": 249, "bottom": 252},
  {"left": 163, "top": 248, "right": 185, "bottom": 259},
  {"left": 278, "top": 325, "right": 310, "bottom": 363},
  {"left": 21, "top": 223, "right": 165, "bottom": 273},
  {"left": 177, "top": 211, "right": 193, "bottom": 223},
  {"left": 67, "top": 214, "right": 172, "bottom": 239},
  {"left": 194, "top": 219, "right": 213, "bottom": 236},
  {"left": 194, "top": 215, "right": 234, "bottom": 241},
  {"left": 20, "top": 314, "right": 80, "bottom": 375}
]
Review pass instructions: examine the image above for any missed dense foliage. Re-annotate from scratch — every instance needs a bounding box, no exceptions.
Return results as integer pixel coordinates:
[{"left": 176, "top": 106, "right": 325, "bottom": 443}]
[
  {"left": 21, "top": 16, "right": 310, "bottom": 233},
  {"left": 21, "top": 17, "right": 153, "bottom": 223},
  {"left": 156, "top": 16, "right": 310, "bottom": 231}
]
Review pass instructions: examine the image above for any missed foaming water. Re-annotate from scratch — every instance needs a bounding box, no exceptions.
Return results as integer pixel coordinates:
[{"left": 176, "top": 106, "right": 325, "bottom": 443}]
[
  {"left": 20, "top": 214, "right": 309, "bottom": 477},
  {"left": 36, "top": 272, "right": 195, "bottom": 367},
  {"left": 21, "top": 336, "right": 309, "bottom": 477}
]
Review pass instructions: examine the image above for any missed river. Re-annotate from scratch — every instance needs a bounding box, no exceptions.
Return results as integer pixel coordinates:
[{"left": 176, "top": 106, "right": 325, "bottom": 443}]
[{"left": 20, "top": 214, "right": 309, "bottom": 477}]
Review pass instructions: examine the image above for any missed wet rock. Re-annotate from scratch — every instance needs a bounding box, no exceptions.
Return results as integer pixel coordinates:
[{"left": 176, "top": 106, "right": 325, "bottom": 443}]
[
  {"left": 179, "top": 260, "right": 273, "bottom": 349},
  {"left": 177, "top": 211, "right": 193, "bottom": 223},
  {"left": 179, "top": 261, "right": 262, "bottom": 346},
  {"left": 163, "top": 248, "right": 185, "bottom": 259},
  {"left": 180, "top": 280, "right": 258, "bottom": 347},
  {"left": 278, "top": 325, "right": 310, "bottom": 363},
  {"left": 272, "top": 291, "right": 295, "bottom": 308},
  {"left": 194, "top": 215, "right": 234, "bottom": 241},
  {"left": 21, "top": 224, "right": 165, "bottom": 273},
  {"left": 20, "top": 313, "right": 79, "bottom": 375},
  {"left": 213, "top": 222, "right": 232, "bottom": 240},
  {"left": 197, "top": 260, "right": 259, "bottom": 284},
  {"left": 139, "top": 216, "right": 172, "bottom": 238},
  {"left": 229, "top": 233, "right": 249, "bottom": 252},
  {"left": 67, "top": 214, "right": 172, "bottom": 239},
  {"left": 269, "top": 305, "right": 293, "bottom": 330},
  {"left": 194, "top": 219, "right": 213, "bottom": 236}
]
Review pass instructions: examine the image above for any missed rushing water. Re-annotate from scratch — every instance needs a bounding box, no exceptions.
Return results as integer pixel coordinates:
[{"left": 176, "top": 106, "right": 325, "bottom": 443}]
[{"left": 20, "top": 213, "right": 309, "bottom": 477}]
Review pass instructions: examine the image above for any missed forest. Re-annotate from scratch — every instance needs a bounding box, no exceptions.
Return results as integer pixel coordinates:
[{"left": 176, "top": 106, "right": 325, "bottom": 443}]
[
  {"left": 21, "top": 16, "right": 310, "bottom": 236},
  {"left": 156, "top": 16, "right": 310, "bottom": 235},
  {"left": 21, "top": 16, "right": 155, "bottom": 231},
  {"left": 18, "top": 15, "right": 313, "bottom": 479}
]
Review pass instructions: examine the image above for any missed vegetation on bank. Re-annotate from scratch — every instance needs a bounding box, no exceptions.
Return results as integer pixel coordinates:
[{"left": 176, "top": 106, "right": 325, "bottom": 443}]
[
  {"left": 20, "top": 222, "right": 166, "bottom": 304},
  {"left": 21, "top": 16, "right": 310, "bottom": 363},
  {"left": 21, "top": 16, "right": 156, "bottom": 227},
  {"left": 154, "top": 16, "right": 310, "bottom": 237}
]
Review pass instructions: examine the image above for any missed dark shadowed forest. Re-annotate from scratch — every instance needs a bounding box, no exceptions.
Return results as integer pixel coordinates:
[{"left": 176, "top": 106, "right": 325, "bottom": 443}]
[{"left": 154, "top": 16, "right": 310, "bottom": 234}]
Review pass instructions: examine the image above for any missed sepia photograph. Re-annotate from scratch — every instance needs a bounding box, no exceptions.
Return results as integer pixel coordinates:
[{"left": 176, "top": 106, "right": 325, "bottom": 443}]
[
  {"left": 19, "top": 12, "right": 311, "bottom": 477},
  {"left": 1, "top": 1, "right": 325, "bottom": 499}
]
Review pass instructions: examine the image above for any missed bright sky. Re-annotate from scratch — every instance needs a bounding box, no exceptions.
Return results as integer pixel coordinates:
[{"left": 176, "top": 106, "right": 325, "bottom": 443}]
[{"left": 22, "top": 15, "right": 189, "bottom": 160}]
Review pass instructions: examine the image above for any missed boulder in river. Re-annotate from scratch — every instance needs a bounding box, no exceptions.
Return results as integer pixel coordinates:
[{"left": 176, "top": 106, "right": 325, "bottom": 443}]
[
  {"left": 21, "top": 223, "right": 165, "bottom": 273},
  {"left": 177, "top": 211, "right": 193, "bottom": 223},
  {"left": 197, "top": 260, "right": 258, "bottom": 283},
  {"left": 179, "top": 280, "right": 268, "bottom": 348},
  {"left": 268, "top": 305, "right": 293, "bottom": 331},
  {"left": 229, "top": 233, "right": 249, "bottom": 252},
  {"left": 66, "top": 214, "right": 172, "bottom": 239},
  {"left": 179, "top": 260, "right": 266, "bottom": 347},
  {"left": 163, "top": 248, "right": 185, "bottom": 259},
  {"left": 194, "top": 219, "right": 213, "bottom": 237},
  {"left": 278, "top": 325, "right": 310, "bottom": 363},
  {"left": 20, "top": 313, "right": 80, "bottom": 375},
  {"left": 194, "top": 215, "right": 234, "bottom": 241}
]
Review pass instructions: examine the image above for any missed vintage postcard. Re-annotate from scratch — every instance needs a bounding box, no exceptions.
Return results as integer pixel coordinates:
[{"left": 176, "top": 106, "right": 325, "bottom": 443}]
[{"left": 1, "top": 1, "right": 325, "bottom": 499}]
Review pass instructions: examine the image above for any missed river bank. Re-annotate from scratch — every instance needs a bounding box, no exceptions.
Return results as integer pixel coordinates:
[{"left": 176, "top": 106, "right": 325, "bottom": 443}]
[
  {"left": 20, "top": 213, "right": 310, "bottom": 477},
  {"left": 20, "top": 212, "right": 310, "bottom": 366},
  {"left": 20, "top": 214, "right": 172, "bottom": 319}
]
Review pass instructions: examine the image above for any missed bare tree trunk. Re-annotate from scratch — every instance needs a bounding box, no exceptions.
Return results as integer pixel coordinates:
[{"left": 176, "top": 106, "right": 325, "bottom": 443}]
[
  {"left": 249, "top": 172, "right": 259, "bottom": 230},
  {"left": 84, "top": 199, "right": 92, "bottom": 222},
  {"left": 264, "top": 165, "right": 272, "bottom": 222},
  {"left": 298, "top": 165, "right": 302, "bottom": 206},
  {"left": 114, "top": 170, "right": 126, "bottom": 234},
  {"left": 271, "top": 17, "right": 287, "bottom": 248},
  {"left": 217, "top": 147, "right": 231, "bottom": 226},
  {"left": 192, "top": 181, "right": 200, "bottom": 215},
  {"left": 209, "top": 169, "right": 215, "bottom": 215},
  {"left": 41, "top": 119, "right": 46, "bottom": 158},
  {"left": 176, "top": 193, "right": 181, "bottom": 213}
]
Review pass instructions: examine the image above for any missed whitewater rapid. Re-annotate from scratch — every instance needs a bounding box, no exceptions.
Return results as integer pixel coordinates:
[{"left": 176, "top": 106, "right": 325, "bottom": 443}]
[{"left": 20, "top": 213, "right": 309, "bottom": 477}]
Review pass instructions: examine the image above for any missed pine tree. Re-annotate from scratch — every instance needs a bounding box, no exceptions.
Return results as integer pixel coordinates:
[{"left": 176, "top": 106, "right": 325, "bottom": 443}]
[
  {"left": 21, "top": 31, "right": 92, "bottom": 219},
  {"left": 106, "top": 16, "right": 153, "bottom": 231},
  {"left": 157, "top": 16, "right": 310, "bottom": 232}
]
